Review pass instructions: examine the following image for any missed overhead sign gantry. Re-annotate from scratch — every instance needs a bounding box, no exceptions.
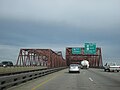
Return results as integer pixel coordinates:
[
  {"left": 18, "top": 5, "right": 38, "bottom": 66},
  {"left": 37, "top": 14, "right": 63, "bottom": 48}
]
[{"left": 66, "top": 43, "right": 103, "bottom": 68}]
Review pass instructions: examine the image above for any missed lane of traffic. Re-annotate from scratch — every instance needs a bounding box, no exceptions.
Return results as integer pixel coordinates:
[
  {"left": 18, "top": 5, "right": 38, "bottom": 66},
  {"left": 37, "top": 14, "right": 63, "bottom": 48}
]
[
  {"left": 88, "top": 68, "right": 120, "bottom": 83},
  {"left": 7, "top": 68, "right": 120, "bottom": 90},
  {"left": 87, "top": 69, "right": 120, "bottom": 90},
  {"left": 35, "top": 69, "right": 94, "bottom": 90}
]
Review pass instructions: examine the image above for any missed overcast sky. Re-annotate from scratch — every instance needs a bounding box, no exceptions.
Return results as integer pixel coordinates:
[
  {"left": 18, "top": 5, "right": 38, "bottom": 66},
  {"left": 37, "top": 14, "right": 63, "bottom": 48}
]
[{"left": 0, "top": 0, "right": 120, "bottom": 64}]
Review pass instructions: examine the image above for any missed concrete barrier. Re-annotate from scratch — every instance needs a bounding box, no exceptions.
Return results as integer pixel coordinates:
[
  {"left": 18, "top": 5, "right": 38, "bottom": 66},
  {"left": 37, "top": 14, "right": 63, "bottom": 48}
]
[{"left": 0, "top": 67, "right": 66, "bottom": 90}]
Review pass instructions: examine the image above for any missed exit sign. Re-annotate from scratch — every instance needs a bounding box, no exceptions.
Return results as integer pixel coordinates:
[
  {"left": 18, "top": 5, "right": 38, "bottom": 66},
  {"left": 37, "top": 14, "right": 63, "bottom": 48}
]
[
  {"left": 72, "top": 48, "right": 81, "bottom": 54},
  {"left": 84, "top": 43, "right": 96, "bottom": 54}
]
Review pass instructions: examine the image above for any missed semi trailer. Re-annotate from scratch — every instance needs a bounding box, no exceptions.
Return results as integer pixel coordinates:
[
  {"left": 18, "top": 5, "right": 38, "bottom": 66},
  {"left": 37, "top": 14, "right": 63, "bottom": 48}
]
[{"left": 81, "top": 60, "right": 89, "bottom": 69}]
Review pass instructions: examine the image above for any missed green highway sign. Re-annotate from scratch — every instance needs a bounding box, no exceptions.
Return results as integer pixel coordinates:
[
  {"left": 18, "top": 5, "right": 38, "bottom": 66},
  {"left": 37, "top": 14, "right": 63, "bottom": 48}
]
[
  {"left": 72, "top": 48, "right": 81, "bottom": 54},
  {"left": 84, "top": 43, "right": 96, "bottom": 54}
]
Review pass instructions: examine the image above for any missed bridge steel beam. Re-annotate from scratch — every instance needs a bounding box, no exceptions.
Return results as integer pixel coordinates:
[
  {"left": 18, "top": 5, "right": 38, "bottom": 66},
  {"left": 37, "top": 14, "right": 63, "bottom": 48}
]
[
  {"left": 16, "top": 49, "right": 66, "bottom": 68},
  {"left": 66, "top": 47, "right": 103, "bottom": 68}
]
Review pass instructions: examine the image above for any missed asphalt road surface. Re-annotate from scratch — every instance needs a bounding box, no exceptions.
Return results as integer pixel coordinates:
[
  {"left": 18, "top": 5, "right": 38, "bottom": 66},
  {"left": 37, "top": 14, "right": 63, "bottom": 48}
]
[{"left": 8, "top": 68, "right": 120, "bottom": 90}]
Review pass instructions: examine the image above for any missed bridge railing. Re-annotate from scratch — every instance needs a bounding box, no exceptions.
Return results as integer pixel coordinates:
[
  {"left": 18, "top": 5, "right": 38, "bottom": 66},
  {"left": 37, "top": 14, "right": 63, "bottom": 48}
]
[{"left": 0, "top": 67, "right": 66, "bottom": 90}]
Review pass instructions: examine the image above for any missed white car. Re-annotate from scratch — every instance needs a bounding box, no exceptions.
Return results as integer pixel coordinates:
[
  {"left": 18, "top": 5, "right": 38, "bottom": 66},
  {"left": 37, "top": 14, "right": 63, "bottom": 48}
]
[{"left": 69, "top": 64, "right": 80, "bottom": 73}]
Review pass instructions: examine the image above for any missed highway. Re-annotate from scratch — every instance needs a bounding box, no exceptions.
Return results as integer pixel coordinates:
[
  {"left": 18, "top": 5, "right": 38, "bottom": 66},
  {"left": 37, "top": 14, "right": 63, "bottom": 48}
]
[{"left": 8, "top": 68, "right": 120, "bottom": 90}]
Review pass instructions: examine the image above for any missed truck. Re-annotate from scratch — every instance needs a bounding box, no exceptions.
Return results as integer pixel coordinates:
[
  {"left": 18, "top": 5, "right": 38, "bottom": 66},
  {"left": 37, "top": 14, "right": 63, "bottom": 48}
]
[
  {"left": 81, "top": 60, "right": 89, "bottom": 69},
  {"left": 104, "top": 63, "right": 120, "bottom": 72}
]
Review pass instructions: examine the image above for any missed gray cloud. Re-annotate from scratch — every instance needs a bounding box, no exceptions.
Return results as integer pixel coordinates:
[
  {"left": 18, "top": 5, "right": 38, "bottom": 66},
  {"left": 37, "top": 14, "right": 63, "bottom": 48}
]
[
  {"left": 0, "top": 0, "right": 120, "bottom": 28},
  {"left": 0, "top": 0, "right": 120, "bottom": 64}
]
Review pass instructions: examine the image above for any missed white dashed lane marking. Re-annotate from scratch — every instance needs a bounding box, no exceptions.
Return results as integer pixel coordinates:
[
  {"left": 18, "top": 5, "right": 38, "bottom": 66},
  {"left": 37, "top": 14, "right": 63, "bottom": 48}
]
[{"left": 89, "top": 77, "right": 93, "bottom": 82}]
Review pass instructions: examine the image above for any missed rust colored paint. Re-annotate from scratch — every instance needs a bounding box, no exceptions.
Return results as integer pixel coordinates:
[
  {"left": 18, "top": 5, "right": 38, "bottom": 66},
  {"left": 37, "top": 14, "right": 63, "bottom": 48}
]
[
  {"left": 16, "top": 49, "right": 66, "bottom": 68},
  {"left": 66, "top": 47, "right": 103, "bottom": 68}
]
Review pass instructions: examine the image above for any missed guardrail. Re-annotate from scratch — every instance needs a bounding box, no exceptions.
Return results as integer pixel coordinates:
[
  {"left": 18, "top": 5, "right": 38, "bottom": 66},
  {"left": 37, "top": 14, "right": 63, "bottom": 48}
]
[
  {"left": 0, "top": 67, "right": 66, "bottom": 90},
  {"left": 0, "top": 66, "right": 48, "bottom": 76}
]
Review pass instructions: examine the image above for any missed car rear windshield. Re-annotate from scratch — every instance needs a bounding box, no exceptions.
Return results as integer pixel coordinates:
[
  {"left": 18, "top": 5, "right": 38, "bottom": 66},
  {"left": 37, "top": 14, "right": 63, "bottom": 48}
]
[
  {"left": 70, "top": 64, "right": 79, "bottom": 66},
  {"left": 2, "top": 61, "right": 12, "bottom": 64}
]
